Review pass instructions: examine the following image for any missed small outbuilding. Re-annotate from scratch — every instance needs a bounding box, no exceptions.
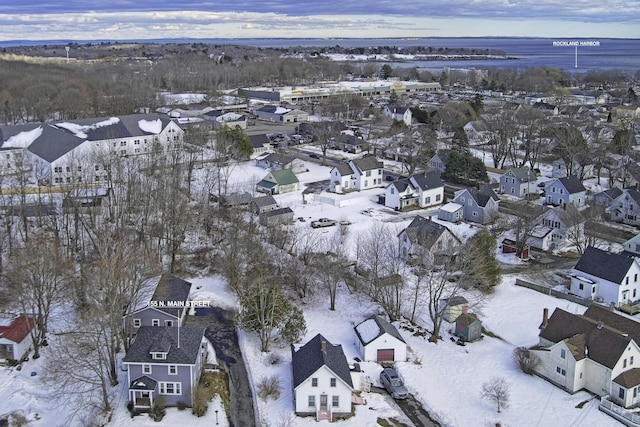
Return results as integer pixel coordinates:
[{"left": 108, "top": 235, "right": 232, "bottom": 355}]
[
  {"left": 438, "top": 202, "right": 464, "bottom": 223},
  {"left": 354, "top": 315, "right": 407, "bottom": 362},
  {"left": 0, "top": 315, "right": 37, "bottom": 362},
  {"left": 439, "top": 296, "right": 469, "bottom": 323},
  {"left": 455, "top": 313, "right": 482, "bottom": 343}
]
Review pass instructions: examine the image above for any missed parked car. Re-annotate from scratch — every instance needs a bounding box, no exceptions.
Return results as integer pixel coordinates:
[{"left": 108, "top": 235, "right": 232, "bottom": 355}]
[
  {"left": 311, "top": 218, "right": 337, "bottom": 228},
  {"left": 361, "top": 208, "right": 380, "bottom": 217},
  {"left": 380, "top": 368, "right": 409, "bottom": 399},
  {"left": 309, "top": 153, "right": 320, "bottom": 159}
]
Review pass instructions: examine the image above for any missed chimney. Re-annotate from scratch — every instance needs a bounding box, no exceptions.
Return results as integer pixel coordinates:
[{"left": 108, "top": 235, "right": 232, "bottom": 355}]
[
  {"left": 540, "top": 308, "right": 549, "bottom": 329},
  {"left": 321, "top": 340, "right": 327, "bottom": 353}
]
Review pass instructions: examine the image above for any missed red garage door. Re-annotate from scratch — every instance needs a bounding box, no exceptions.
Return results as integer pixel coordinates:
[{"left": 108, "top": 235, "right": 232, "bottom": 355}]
[{"left": 377, "top": 349, "right": 395, "bottom": 362}]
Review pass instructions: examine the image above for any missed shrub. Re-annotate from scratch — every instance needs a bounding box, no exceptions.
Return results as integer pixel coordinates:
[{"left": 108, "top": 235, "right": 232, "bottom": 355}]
[
  {"left": 513, "top": 347, "right": 540, "bottom": 374},
  {"left": 257, "top": 375, "right": 281, "bottom": 401},
  {"left": 267, "top": 352, "right": 283, "bottom": 365},
  {"left": 191, "top": 384, "right": 209, "bottom": 417},
  {"left": 149, "top": 397, "right": 166, "bottom": 422}
]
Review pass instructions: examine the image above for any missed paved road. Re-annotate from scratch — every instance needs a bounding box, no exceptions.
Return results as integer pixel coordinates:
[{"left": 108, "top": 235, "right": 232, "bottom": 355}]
[{"left": 187, "top": 307, "right": 256, "bottom": 427}]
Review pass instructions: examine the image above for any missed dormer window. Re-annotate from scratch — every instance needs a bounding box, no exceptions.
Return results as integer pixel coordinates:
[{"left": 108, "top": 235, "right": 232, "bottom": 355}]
[{"left": 151, "top": 352, "right": 167, "bottom": 360}]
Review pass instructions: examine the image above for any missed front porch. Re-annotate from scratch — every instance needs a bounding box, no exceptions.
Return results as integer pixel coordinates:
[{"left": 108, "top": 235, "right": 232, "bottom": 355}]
[{"left": 600, "top": 396, "right": 640, "bottom": 426}]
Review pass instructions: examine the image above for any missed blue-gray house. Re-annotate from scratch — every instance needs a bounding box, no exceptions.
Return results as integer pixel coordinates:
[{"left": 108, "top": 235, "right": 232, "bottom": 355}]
[
  {"left": 545, "top": 176, "right": 586, "bottom": 207},
  {"left": 123, "top": 326, "right": 209, "bottom": 410}
]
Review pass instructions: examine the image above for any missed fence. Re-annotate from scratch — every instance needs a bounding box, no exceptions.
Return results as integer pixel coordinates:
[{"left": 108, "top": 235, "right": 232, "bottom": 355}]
[
  {"left": 600, "top": 396, "right": 640, "bottom": 426},
  {"left": 514, "top": 278, "right": 591, "bottom": 306}
]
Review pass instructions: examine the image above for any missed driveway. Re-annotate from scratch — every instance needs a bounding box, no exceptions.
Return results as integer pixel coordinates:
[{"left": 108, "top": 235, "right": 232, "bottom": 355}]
[
  {"left": 371, "top": 386, "right": 441, "bottom": 427},
  {"left": 186, "top": 307, "right": 256, "bottom": 427}
]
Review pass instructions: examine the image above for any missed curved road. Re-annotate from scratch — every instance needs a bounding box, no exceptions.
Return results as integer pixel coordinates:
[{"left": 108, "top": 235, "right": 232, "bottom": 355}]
[{"left": 187, "top": 307, "right": 256, "bottom": 427}]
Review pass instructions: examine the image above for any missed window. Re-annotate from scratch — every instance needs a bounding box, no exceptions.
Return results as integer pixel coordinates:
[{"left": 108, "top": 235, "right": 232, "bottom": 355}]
[
  {"left": 66, "top": 166, "right": 71, "bottom": 172},
  {"left": 311, "top": 378, "right": 318, "bottom": 387},
  {"left": 436, "top": 194, "right": 441, "bottom": 201},
  {"left": 332, "top": 396, "right": 339, "bottom": 407},
  {"left": 425, "top": 197, "right": 430, "bottom": 204},
  {"left": 159, "top": 382, "right": 182, "bottom": 395},
  {"left": 620, "top": 388, "right": 625, "bottom": 399},
  {"left": 152, "top": 319, "right": 160, "bottom": 326},
  {"left": 168, "top": 365, "right": 177, "bottom": 375},
  {"left": 627, "top": 277, "right": 630, "bottom": 285},
  {"left": 165, "top": 320, "right": 173, "bottom": 327},
  {"left": 95, "top": 165, "right": 100, "bottom": 171},
  {"left": 636, "top": 274, "right": 638, "bottom": 282},
  {"left": 556, "top": 366, "right": 566, "bottom": 376},
  {"left": 472, "top": 211, "right": 478, "bottom": 217},
  {"left": 390, "top": 188, "right": 394, "bottom": 194},
  {"left": 143, "top": 364, "right": 151, "bottom": 374},
  {"left": 561, "top": 349, "right": 566, "bottom": 359},
  {"left": 54, "top": 166, "right": 62, "bottom": 173},
  {"left": 579, "top": 283, "right": 584, "bottom": 291},
  {"left": 624, "top": 359, "right": 628, "bottom": 368},
  {"left": 308, "top": 395, "right": 315, "bottom": 407},
  {"left": 120, "top": 141, "right": 127, "bottom": 146},
  {"left": 632, "top": 356, "right": 635, "bottom": 365},
  {"left": 330, "top": 378, "right": 336, "bottom": 387},
  {"left": 133, "top": 318, "right": 141, "bottom": 328},
  {"left": 364, "top": 180, "right": 368, "bottom": 187},
  {"left": 152, "top": 352, "right": 166, "bottom": 360},
  {"left": 635, "top": 290, "right": 637, "bottom": 298},
  {"left": 366, "top": 171, "right": 371, "bottom": 177}
]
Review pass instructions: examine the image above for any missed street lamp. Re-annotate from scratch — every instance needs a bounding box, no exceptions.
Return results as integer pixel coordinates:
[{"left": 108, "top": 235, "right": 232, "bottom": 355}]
[{"left": 215, "top": 409, "right": 219, "bottom": 425}]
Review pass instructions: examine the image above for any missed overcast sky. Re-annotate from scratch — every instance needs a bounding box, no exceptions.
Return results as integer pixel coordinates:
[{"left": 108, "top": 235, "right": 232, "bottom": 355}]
[{"left": 0, "top": 1, "right": 638, "bottom": 41}]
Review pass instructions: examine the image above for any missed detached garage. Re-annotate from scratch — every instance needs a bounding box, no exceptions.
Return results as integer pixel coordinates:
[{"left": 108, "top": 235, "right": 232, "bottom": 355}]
[{"left": 354, "top": 315, "right": 407, "bottom": 363}]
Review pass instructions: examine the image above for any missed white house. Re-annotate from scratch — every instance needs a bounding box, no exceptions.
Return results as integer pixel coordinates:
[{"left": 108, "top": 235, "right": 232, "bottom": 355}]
[
  {"left": 569, "top": 246, "right": 640, "bottom": 307},
  {"left": 383, "top": 105, "right": 412, "bottom": 127},
  {"left": 531, "top": 305, "right": 640, "bottom": 411},
  {"left": 623, "top": 234, "right": 640, "bottom": 256},
  {"left": 0, "top": 315, "right": 37, "bottom": 362},
  {"left": 291, "top": 334, "right": 355, "bottom": 422},
  {"left": 529, "top": 206, "right": 584, "bottom": 251},
  {"left": 384, "top": 171, "right": 443, "bottom": 211},
  {"left": 354, "top": 315, "right": 407, "bottom": 362},
  {"left": 329, "top": 156, "right": 384, "bottom": 193}
]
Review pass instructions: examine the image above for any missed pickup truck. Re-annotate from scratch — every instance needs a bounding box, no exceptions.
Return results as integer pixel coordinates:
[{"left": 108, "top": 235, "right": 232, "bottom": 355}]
[{"left": 311, "top": 218, "right": 337, "bottom": 228}]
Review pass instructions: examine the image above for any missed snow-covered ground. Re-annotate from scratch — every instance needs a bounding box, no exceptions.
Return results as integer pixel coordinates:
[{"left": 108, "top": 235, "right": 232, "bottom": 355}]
[{"left": 0, "top": 153, "right": 625, "bottom": 427}]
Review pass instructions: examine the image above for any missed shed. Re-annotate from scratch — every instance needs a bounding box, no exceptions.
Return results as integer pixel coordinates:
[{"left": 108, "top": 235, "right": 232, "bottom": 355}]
[
  {"left": 455, "top": 313, "right": 482, "bottom": 342},
  {"left": 354, "top": 315, "right": 407, "bottom": 362},
  {"left": 437, "top": 202, "right": 464, "bottom": 223},
  {"left": 0, "top": 315, "right": 37, "bottom": 362},
  {"left": 439, "top": 296, "right": 469, "bottom": 323},
  {"left": 259, "top": 207, "right": 294, "bottom": 226},
  {"left": 250, "top": 195, "right": 278, "bottom": 215}
]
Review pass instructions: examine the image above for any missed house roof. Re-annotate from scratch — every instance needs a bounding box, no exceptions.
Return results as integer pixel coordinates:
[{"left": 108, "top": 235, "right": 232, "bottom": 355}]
[
  {"left": 597, "top": 187, "right": 623, "bottom": 201},
  {"left": 400, "top": 216, "right": 460, "bottom": 249},
  {"left": 27, "top": 124, "right": 86, "bottom": 163},
  {"left": 539, "top": 308, "right": 634, "bottom": 369},
  {"left": 351, "top": 156, "right": 383, "bottom": 172},
  {"left": 220, "top": 192, "right": 253, "bottom": 206},
  {"left": 259, "top": 207, "right": 293, "bottom": 218},
  {"left": 613, "top": 368, "right": 640, "bottom": 388},
  {"left": 386, "top": 105, "right": 409, "bottom": 115},
  {"left": 252, "top": 195, "right": 277, "bottom": 208},
  {"left": 267, "top": 169, "right": 299, "bottom": 185},
  {"left": 620, "top": 188, "right": 640, "bottom": 206},
  {"left": 249, "top": 133, "right": 270, "bottom": 148},
  {"left": 557, "top": 176, "right": 586, "bottom": 194},
  {"left": 130, "top": 375, "right": 158, "bottom": 391},
  {"left": 573, "top": 246, "right": 635, "bottom": 284},
  {"left": 263, "top": 152, "right": 295, "bottom": 166},
  {"left": 456, "top": 313, "right": 480, "bottom": 326},
  {"left": 465, "top": 185, "right": 500, "bottom": 208},
  {"left": 354, "top": 315, "right": 406, "bottom": 346},
  {"left": 505, "top": 167, "right": 537, "bottom": 183},
  {"left": 410, "top": 171, "right": 443, "bottom": 191},
  {"left": 333, "top": 163, "right": 354, "bottom": 177},
  {"left": 443, "top": 295, "right": 469, "bottom": 307},
  {"left": 145, "top": 273, "right": 192, "bottom": 318},
  {"left": 123, "top": 326, "right": 206, "bottom": 365},
  {"left": 292, "top": 334, "right": 353, "bottom": 389},
  {"left": 0, "top": 315, "right": 36, "bottom": 343},
  {"left": 583, "top": 304, "right": 640, "bottom": 345}
]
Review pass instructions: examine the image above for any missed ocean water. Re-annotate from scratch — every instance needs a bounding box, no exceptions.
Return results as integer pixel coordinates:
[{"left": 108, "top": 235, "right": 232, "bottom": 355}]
[{"left": 1, "top": 37, "right": 638, "bottom": 72}]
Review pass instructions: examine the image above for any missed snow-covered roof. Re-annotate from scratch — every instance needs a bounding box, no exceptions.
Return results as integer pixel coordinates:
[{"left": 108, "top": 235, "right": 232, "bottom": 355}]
[
  {"left": 138, "top": 118, "right": 163, "bottom": 134},
  {"left": 355, "top": 318, "right": 380, "bottom": 344},
  {"left": 1, "top": 126, "right": 43, "bottom": 149},
  {"left": 440, "top": 202, "right": 463, "bottom": 213},
  {"left": 56, "top": 117, "right": 120, "bottom": 139}
]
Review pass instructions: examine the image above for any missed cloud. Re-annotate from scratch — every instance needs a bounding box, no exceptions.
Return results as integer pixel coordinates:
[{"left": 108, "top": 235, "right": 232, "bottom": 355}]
[{"left": 0, "top": 1, "right": 638, "bottom": 40}]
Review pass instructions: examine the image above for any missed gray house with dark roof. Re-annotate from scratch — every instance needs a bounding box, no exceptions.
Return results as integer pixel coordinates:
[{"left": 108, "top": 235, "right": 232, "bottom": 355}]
[
  {"left": 499, "top": 167, "right": 537, "bottom": 198},
  {"left": 452, "top": 185, "right": 500, "bottom": 224},
  {"left": 123, "top": 326, "right": 209, "bottom": 410},
  {"left": 398, "top": 216, "right": 461, "bottom": 265},
  {"left": 291, "top": 334, "right": 354, "bottom": 421},
  {"left": 609, "top": 187, "right": 640, "bottom": 226},
  {"left": 531, "top": 305, "right": 640, "bottom": 410},
  {"left": 124, "top": 274, "right": 192, "bottom": 334},
  {"left": 545, "top": 176, "right": 586, "bottom": 207},
  {"left": 354, "top": 315, "right": 406, "bottom": 362},
  {"left": 569, "top": 246, "right": 640, "bottom": 307}
]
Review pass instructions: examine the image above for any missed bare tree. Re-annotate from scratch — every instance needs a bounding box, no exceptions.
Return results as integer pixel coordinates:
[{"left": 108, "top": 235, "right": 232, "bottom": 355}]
[{"left": 481, "top": 376, "right": 512, "bottom": 413}]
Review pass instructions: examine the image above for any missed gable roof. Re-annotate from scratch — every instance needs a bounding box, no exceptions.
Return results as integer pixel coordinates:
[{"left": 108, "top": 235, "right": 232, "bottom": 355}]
[
  {"left": 539, "top": 307, "right": 633, "bottom": 369},
  {"left": 260, "top": 206, "right": 293, "bottom": 218},
  {"left": 27, "top": 124, "right": 86, "bottom": 163},
  {"left": 141, "top": 273, "right": 192, "bottom": 318},
  {"left": 556, "top": 176, "right": 586, "bottom": 194},
  {"left": 354, "top": 315, "right": 406, "bottom": 346},
  {"left": 292, "top": 334, "right": 353, "bottom": 389},
  {"left": 267, "top": 169, "right": 299, "bottom": 185},
  {"left": 251, "top": 195, "right": 278, "bottom": 208},
  {"left": 456, "top": 313, "right": 480, "bottom": 326},
  {"left": 614, "top": 368, "right": 640, "bottom": 388},
  {"left": 597, "top": 187, "right": 623, "bottom": 201},
  {"left": 249, "top": 133, "right": 271, "bottom": 148},
  {"left": 573, "top": 246, "right": 636, "bottom": 284},
  {"left": 263, "top": 152, "right": 295, "bottom": 166},
  {"left": 619, "top": 187, "right": 640, "bottom": 206},
  {"left": 400, "top": 216, "right": 460, "bottom": 249},
  {"left": 0, "top": 315, "right": 36, "bottom": 343},
  {"left": 583, "top": 304, "right": 640, "bottom": 345},
  {"left": 333, "top": 163, "right": 354, "bottom": 177},
  {"left": 410, "top": 171, "right": 443, "bottom": 191},
  {"left": 505, "top": 167, "right": 537, "bottom": 183},
  {"left": 351, "top": 156, "right": 383, "bottom": 172},
  {"left": 460, "top": 185, "right": 499, "bottom": 208},
  {"left": 123, "top": 326, "right": 206, "bottom": 365}
]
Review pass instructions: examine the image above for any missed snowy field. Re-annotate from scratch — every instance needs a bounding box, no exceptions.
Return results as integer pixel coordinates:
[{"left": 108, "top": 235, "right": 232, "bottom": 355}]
[{"left": 0, "top": 154, "right": 625, "bottom": 427}]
